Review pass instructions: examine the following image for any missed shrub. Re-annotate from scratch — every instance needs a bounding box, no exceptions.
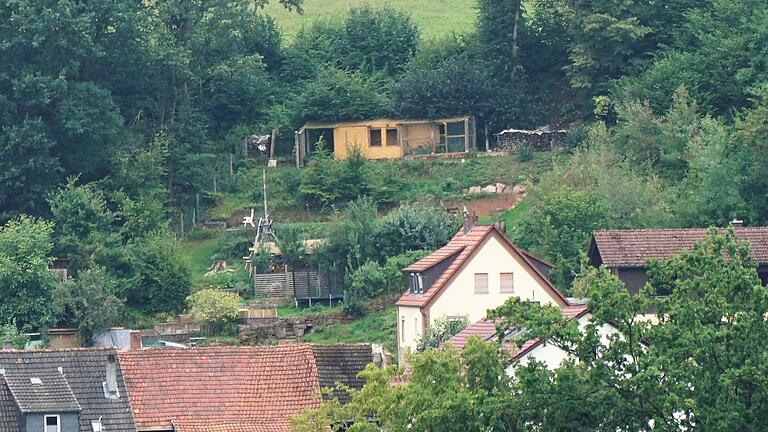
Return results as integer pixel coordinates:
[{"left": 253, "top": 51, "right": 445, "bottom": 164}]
[
  {"left": 0, "top": 320, "right": 29, "bottom": 349},
  {"left": 54, "top": 266, "right": 123, "bottom": 346},
  {"left": 374, "top": 205, "right": 457, "bottom": 260},
  {"left": 516, "top": 144, "right": 534, "bottom": 162},
  {"left": 187, "top": 289, "right": 241, "bottom": 326},
  {"left": 125, "top": 232, "right": 192, "bottom": 314},
  {"left": 417, "top": 316, "right": 469, "bottom": 351}
]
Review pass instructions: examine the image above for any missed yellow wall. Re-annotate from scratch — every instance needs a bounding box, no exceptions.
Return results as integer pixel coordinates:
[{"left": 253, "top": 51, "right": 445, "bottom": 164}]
[
  {"left": 402, "top": 123, "right": 438, "bottom": 154},
  {"left": 428, "top": 232, "right": 559, "bottom": 326},
  {"left": 397, "top": 305, "right": 423, "bottom": 363},
  {"left": 333, "top": 121, "right": 404, "bottom": 160}
]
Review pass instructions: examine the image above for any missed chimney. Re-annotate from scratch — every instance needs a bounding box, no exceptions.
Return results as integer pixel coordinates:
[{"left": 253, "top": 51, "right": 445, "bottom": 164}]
[
  {"left": 105, "top": 354, "right": 118, "bottom": 397},
  {"left": 463, "top": 211, "right": 478, "bottom": 234},
  {"left": 731, "top": 219, "right": 744, "bottom": 228}
]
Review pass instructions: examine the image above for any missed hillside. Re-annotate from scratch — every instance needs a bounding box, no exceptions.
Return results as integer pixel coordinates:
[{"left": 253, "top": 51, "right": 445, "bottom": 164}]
[{"left": 263, "top": 0, "right": 478, "bottom": 40}]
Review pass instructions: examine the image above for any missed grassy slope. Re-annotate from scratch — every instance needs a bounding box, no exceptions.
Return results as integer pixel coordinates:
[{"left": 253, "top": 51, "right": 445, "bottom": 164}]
[
  {"left": 300, "top": 306, "right": 397, "bottom": 354},
  {"left": 264, "top": 0, "right": 478, "bottom": 40}
]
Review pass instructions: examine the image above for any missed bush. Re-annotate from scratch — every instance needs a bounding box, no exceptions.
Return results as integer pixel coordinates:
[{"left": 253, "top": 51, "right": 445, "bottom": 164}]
[
  {"left": 125, "top": 232, "right": 192, "bottom": 314},
  {"left": 374, "top": 205, "right": 457, "bottom": 260},
  {"left": 516, "top": 144, "right": 534, "bottom": 162},
  {"left": 54, "top": 266, "right": 123, "bottom": 346},
  {"left": 187, "top": 289, "right": 241, "bottom": 325},
  {"left": 0, "top": 320, "right": 29, "bottom": 349},
  {"left": 417, "top": 316, "right": 469, "bottom": 351}
]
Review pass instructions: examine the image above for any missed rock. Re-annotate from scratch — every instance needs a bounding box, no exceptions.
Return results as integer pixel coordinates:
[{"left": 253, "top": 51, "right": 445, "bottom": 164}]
[
  {"left": 512, "top": 184, "right": 527, "bottom": 194},
  {"left": 468, "top": 186, "right": 482, "bottom": 194},
  {"left": 495, "top": 183, "right": 507, "bottom": 194},
  {"left": 483, "top": 185, "right": 497, "bottom": 193}
]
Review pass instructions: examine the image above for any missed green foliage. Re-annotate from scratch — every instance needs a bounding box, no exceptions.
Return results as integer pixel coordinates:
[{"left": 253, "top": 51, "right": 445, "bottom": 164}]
[
  {"left": 290, "top": 67, "right": 391, "bottom": 126},
  {"left": 125, "top": 233, "right": 192, "bottom": 314},
  {"left": 0, "top": 321, "right": 29, "bottom": 349},
  {"left": 53, "top": 267, "right": 123, "bottom": 346},
  {"left": 417, "top": 316, "right": 469, "bottom": 351},
  {"left": 48, "top": 179, "right": 118, "bottom": 274},
  {"left": 186, "top": 289, "right": 241, "bottom": 325},
  {"left": 512, "top": 186, "right": 608, "bottom": 291},
  {"left": 290, "top": 338, "right": 512, "bottom": 431},
  {"left": 0, "top": 216, "right": 57, "bottom": 331},
  {"left": 289, "top": 4, "right": 419, "bottom": 76},
  {"left": 374, "top": 206, "right": 457, "bottom": 260}
]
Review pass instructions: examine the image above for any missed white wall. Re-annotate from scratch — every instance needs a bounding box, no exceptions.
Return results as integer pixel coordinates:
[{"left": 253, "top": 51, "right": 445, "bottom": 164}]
[
  {"left": 397, "top": 305, "right": 423, "bottom": 363},
  {"left": 428, "top": 232, "right": 559, "bottom": 326},
  {"left": 506, "top": 314, "right": 620, "bottom": 376}
]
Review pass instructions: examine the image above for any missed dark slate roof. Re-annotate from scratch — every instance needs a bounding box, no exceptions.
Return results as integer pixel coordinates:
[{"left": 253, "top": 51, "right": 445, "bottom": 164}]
[
  {"left": 0, "top": 361, "right": 80, "bottom": 414},
  {"left": 590, "top": 227, "right": 768, "bottom": 268},
  {"left": 0, "top": 381, "right": 20, "bottom": 432},
  {"left": 0, "top": 349, "right": 137, "bottom": 432},
  {"left": 311, "top": 344, "right": 373, "bottom": 403}
]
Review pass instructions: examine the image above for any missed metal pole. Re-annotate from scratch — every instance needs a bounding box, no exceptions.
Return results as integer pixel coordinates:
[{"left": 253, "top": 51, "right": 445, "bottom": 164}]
[{"left": 262, "top": 170, "right": 268, "bottom": 219}]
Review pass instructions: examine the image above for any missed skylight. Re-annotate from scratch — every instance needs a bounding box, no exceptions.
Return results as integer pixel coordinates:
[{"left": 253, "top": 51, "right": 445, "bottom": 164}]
[{"left": 30, "top": 377, "right": 42, "bottom": 385}]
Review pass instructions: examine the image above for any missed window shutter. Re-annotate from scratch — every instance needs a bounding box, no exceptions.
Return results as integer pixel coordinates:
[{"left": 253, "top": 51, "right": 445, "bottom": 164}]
[
  {"left": 500, "top": 272, "right": 514, "bottom": 293},
  {"left": 474, "top": 273, "right": 489, "bottom": 294}
]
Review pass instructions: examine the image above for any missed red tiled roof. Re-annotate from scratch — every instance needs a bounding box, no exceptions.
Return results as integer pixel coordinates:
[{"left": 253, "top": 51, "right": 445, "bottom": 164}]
[
  {"left": 446, "top": 318, "right": 498, "bottom": 351},
  {"left": 447, "top": 305, "right": 589, "bottom": 359},
  {"left": 118, "top": 346, "right": 322, "bottom": 432},
  {"left": 591, "top": 227, "right": 768, "bottom": 268},
  {"left": 396, "top": 225, "right": 568, "bottom": 308}
]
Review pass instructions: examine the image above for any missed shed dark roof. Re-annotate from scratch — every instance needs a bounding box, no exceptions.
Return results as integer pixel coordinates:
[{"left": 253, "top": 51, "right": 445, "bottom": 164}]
[
  {"left": 0, "top": 349, "right": 136, "bottom": 432},
  {"left": 312, "top": 344, "right": 372, "bottom": 403},
  {"left": 397, "top": 225, "right": 568, "bottom": 308},
  {"left": 590, "top": 227, "right": 768, "bottom": 268}
]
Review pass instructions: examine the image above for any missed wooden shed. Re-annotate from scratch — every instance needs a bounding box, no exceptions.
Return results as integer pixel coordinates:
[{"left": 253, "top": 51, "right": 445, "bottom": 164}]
[{"left": 295, "top": 116, "right": 476, "bottom": 166}]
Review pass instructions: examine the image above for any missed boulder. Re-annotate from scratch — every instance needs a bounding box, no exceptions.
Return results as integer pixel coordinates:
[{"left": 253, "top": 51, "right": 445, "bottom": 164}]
[
  {"left": 468, "top": 186, "right": 482, "bottom": 194},
  {"left": 483, "top": 185, "right": 497, "bottom": 193},
  {"left": 512, "top": 184, "right": 527, "bottom": 194},
  {"left": 495, "top": 183, "right": 507, "bottom": 194}
]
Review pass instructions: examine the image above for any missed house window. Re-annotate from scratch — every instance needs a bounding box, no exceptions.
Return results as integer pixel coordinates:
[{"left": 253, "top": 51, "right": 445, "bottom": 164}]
[
  {"left": 401, "top": 317, "right": 406, "bottom": 342},
  {"left": 500, "top": 272, "right": 514, "bottom": 293},
  {"left": 414, "top": 318, "right": 419, "bottom": 337},
  {"left": 386, "top": 128, "right": 399, "bottom": 146},
  {"left": 474, "top": 273, "right": 489, "bottom": 294},
  {"left": 410, "top": 273, "right": 424, "bottom": 294},
  {"left": 369, "top": 128, "right": 382, "bottom": 147},
  {"left": 45, "top": 415, "right": 60, "bottom": 432}
]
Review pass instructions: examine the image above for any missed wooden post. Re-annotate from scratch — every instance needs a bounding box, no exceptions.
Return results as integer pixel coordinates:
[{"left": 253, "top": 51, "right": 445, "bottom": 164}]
[
  {"left": 213, "top": 175, "right": 217, "bottom": 193},
  {"left": 180, "top": 212, "right": 184, "bottom": 237},
  {"left": 485, "top": 124, "right": 490, "bottom": 152},
  {"left": 229, "top": 153, "right": 234, "bottom": 175},
  {"left": 294, "top": 131, "right": 300, "bottom": 168},
  {"left": 270, "top": 129, "right": 277, "bottom": 159},
  {"left": 464, "top": 117, "right": 470, "bottom": 152}
]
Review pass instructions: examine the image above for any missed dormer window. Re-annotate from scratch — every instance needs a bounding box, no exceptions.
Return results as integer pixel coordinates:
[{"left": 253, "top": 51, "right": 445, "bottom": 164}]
[
  {"left": 410, "top": 273, "right": 424, "bottom": 294},
  {"left": 45, "top": 415, "right": 60, "bottom": 432}
]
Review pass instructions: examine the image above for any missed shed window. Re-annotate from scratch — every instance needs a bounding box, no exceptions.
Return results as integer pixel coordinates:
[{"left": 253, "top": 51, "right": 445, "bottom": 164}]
[
  {"left": 474, "top": 273, "right": 489, "bottom": 294},
  {"left": 369, "top": 128, "right": 382, "bottom": 147},
  {"left": 500, "top": 272, "right": 514, "bottom": 293},
  {"left": 401, "top": 316, "right": 406, "bottom": 342},
  {"left": 386, "top": 128, "right": 399, "bottom": 146},
  {"left": 45, "top": 415, "right": 60, "bottom": 432}
]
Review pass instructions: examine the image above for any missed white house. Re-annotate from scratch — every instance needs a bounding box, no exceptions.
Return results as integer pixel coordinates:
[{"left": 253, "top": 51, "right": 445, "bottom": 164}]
[
  {"left": 395, "top": 223, "right": 569, "bottom": 363},
  {"left": 448, "top": 304, "right": 621, "bottom": 375}
]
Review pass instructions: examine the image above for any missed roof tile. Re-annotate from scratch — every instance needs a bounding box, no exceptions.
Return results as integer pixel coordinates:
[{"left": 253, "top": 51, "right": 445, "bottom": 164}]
[{"left": 592, "top": 227, "right": 768, "bottom": 267}]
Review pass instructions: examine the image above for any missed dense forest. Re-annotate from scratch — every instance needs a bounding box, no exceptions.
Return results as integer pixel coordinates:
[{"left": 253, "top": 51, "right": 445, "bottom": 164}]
[{"left": 2, "top": 0, "right": 768, "bottom": 335}]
